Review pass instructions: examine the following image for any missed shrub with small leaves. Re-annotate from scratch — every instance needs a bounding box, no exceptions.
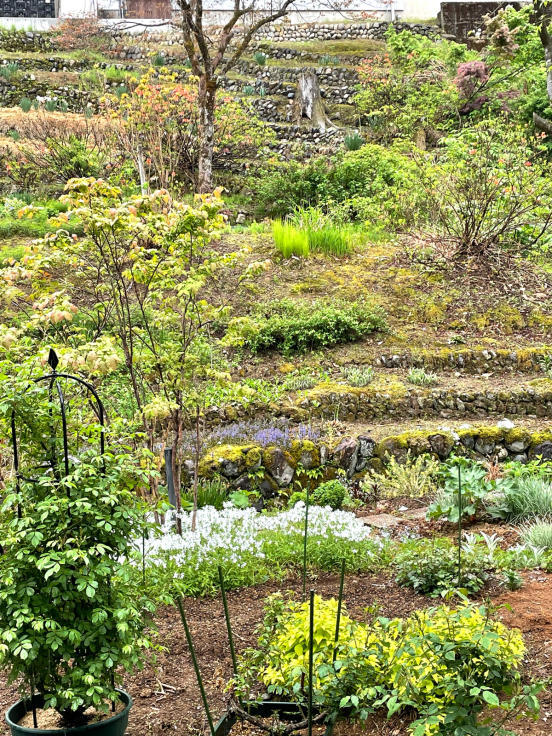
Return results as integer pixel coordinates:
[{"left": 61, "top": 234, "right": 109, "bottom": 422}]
[
  {"left": 394, "top": 535, "right": 515, "bottom": 596},
  {"left": 235, "top": 594, "right": 536, "bottom": 736},
  {"left": 311, "top": 480, "right": 348, "bottom": 510}
]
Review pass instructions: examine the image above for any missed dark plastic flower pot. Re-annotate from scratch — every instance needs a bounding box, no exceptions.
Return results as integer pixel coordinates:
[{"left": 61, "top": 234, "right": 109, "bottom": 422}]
[
  {"left": 214, "top": 701, "right": 333, "bottom": 736},
  {"left": 5, "top": 689, "right": 132, "bottom": 736}
]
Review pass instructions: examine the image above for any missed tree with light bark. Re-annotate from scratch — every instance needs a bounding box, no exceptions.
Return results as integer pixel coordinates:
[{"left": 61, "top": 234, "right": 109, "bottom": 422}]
[{"left": 533, "top": 0, "right": 552, "bottom": 134}]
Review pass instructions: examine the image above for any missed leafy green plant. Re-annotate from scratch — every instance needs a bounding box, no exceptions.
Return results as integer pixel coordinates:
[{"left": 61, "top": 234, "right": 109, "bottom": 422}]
[
  {"left": 342, "top": 365, "right": 374, "bottom": 387},
  {"left": 499, "top": 477, "right": 552, "bottom": 520},
  {"left": 254, "top": 51, "right": 267, "bottom": 66},
  {"left": 395, "top": 536, "right": 510, "bottom": 596},
  {"left": 364, "top": 451, "right": 440, "bottom": 499},
  {"left": 319, "top": 54, "right": 340, "bottom": 65},
  {"left": 311, "top": 480, "right": 348, "bottom": 510},
  {"left": 242, "top": 84, "right": 256, "bottom": 95},
  {"left": 151, "top": 51, "right": 166, "bottom": 67},
  {"left": 428, "top": 456, "right": 511, "bottom": 522},
  {"left": 181, "top": 475, "right": 229, "bottom": 511},
  {"left": 0, "top": 63, "right": 20, "bottom": 82},
  {"left": 272, "top": 220, "right": 309, "bottom": 257},
  {"left": 283, "top": 369, "right": 319, "bottom": 391},
  {"left": 407, "top": 367, "right": 438, "bottom": 386},
  {"left": 538, "top": 354, "right": 552, "bottom": 378},
  {"left": 0, "top": 380, "right": 154, "bottom": 726}
]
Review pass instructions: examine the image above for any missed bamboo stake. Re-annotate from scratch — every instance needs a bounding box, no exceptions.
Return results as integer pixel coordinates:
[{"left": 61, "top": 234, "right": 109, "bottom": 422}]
[
  {"left": 177, "top": 597, "right": 216, "bottom": 736},
  {"left": 333, "top": 558, "right": 346, "bottom": 663}
]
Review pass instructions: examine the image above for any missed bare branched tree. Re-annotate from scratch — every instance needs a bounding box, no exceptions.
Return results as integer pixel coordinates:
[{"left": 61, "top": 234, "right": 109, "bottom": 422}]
[
  {"left": 177, "top": 1, "right": 301, "bottom": 192},
  {"left": 176, "top": 0, "right": 366, "bottom": 192}
]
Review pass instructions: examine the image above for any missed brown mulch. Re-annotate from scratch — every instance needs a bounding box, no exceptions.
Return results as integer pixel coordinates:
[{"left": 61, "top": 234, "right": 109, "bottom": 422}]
[{"left": 0, "top": 573, "right": 550, "bottom": 736}]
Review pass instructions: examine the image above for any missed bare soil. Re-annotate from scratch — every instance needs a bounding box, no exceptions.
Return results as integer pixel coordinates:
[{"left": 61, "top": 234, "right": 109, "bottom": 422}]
[{"left": 17, "top": 700, "right": 125, "bottom": 730}]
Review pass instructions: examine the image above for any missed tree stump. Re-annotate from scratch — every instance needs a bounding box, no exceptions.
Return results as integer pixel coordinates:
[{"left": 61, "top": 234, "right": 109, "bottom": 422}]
[{"left": 292, "top": 71, "right": 335, "bottom": 133}]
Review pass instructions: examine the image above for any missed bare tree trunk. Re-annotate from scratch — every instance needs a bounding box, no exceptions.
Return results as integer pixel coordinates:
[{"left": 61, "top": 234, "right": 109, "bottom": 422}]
[
  {"left": 191, "top": 406, "right": 201, "bottom": 533},
  {"left": 172, "top": 409, "right": 183, "bottom": 536},
  {"left": 197, "top": 76, "right": 217, "bottom": 193},
  {"left": 293, "top": 72, "right": 335, "bottom": 133}
]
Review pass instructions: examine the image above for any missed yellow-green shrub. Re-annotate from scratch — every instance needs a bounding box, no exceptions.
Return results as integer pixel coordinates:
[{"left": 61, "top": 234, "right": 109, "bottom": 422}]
[{"left": 239, "top": 596, "right": 535, "bottom": 736}]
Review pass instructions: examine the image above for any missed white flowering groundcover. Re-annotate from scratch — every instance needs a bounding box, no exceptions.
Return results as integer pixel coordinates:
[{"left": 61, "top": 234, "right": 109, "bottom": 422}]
[{"left": 141, "top": 503, "right": 389, "bottom": 597}]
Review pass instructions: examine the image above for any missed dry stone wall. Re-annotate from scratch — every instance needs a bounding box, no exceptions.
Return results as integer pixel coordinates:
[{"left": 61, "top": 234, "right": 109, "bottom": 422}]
[{"left": 193, "top": 426, "right": 552, "bottom": 495}]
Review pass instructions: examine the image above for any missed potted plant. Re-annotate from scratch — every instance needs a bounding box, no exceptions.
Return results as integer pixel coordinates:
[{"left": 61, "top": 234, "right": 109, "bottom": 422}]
[{"left": 0, "top": 364, "right": 154, "bottom": 734}]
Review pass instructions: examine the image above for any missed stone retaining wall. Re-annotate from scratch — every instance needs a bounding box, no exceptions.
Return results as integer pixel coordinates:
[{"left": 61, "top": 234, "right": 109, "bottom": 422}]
[
  {"left": 256, "top": 21, "right": 440, "bottom": 43},
  {"left": 0, "top": 76, "right": 98, "bottom": 111},
  {"left": 0, "top": 28, "right": 54, "bottom": 52},
  {"left": 194, "top": 425, "right": 552, "bottom": 495},
  {"left": 375, "top": 347, "right": 552, "bottom": 374},
  {"left": 191, "top": 380, "right": 552, "bottom": 429}
]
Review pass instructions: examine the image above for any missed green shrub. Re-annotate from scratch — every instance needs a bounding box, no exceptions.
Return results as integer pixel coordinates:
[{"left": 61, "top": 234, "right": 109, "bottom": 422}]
[
  {"left": 254, "top": 157, "right": 338, "bottom": 220},
  {"left": 364, "top": 451, "right": 440, "bottom": 499},
  {"left": 311, "top": 480, "right": 347, "bottom": 510},
  {"left": 242, "top": 84, "right": 256, "bottom": 96},
  {"left": 243, "top": 300, "right": 387, "bottom": 355},
  {"left": 0, "top": 381, "right": 154, "bottom": 726},
  {"left": 254, "top": 51, "right": 267, "bottom": 66},
  {"left": 395, "top": 536, "right": 510, "bottom": 596},
  {"left": 407, "top": 367, "right": 438, "bottom": 386},
  {"left": 428, "top": 456, "right": 510, "bottom": 523},
  {"left": 238, "top": 594, "right": 535, "bottom": 736},
  {"left": 423, "top": 122, "right": 552, "bottom": 259},
  {"left": 272, "top": 220, "right": 309, "bottom": 257}
]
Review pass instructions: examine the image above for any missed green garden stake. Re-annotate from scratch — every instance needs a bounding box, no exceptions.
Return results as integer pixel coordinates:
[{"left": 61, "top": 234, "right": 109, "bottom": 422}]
[
  {"left": 333, "top": 558, "right": 346, "bottom": 663},
  {"left": 458, "top": 464, "right": 462, "bottom": 589},
  {"left": 218, "top": 565, "right": 238, "bottom": 677},
  {"left": 308, "top": 589, "right": 315, "bottom": 736},
  {"left": 302, "top": 485, "right": 310, "bottom": 600},
  {"left": 177, "top": 597, "right": 216, "bottom": 736}
]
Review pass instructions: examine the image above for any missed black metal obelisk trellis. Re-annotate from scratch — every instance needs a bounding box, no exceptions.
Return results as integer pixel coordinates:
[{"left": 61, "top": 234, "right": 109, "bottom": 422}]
[{"left": 9, "top": 349, "right": 109, "bottom": 726}]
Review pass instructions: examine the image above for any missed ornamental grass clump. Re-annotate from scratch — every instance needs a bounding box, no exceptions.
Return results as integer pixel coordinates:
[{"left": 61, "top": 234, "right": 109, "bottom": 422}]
[
  {"left": 0, "top": 376, "right": 155, "bottom": 728},
  {"left": 234, "top": 594, "right": 537, "bottom": 736},
  {"left": 272, "top": 220, "right": 309, "bottom": 257},
  {"left": 521, "top": 520, "right": 552, "bottom": 549},
  {"left": 501, "top": 477, "right": 552, "bottom": 520}
]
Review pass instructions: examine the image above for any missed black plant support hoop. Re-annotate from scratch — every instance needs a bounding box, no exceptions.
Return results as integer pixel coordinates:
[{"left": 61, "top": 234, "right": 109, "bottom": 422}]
[{"left": 9, "top": 348, "right": 109, "bottom": 725}]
